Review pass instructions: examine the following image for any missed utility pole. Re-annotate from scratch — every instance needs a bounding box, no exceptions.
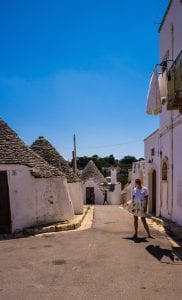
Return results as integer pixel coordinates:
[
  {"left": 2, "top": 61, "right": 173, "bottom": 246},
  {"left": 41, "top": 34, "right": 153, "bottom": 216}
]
[{"left": 73, "top": 134, "right": 77, "bottom": 174}]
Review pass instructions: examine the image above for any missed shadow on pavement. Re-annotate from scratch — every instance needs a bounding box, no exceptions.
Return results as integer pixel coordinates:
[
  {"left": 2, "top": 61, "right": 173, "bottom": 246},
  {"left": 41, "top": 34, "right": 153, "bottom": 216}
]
[
  {"left": 123, "top": 237, "right": 148, "bottom": 243},
  {"left": 172, "top": 247, "right": 182, "bottom": 260},
  {"left": 146, "top": 245, "right": 182, "bottom": 264},
  {"left": 0, "top": 233, "right": 30, "bottom": 241}
]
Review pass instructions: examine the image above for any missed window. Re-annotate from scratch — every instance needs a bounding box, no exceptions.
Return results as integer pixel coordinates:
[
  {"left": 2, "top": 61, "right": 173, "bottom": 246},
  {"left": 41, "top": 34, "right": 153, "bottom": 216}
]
[
  {"left": 162, "top": 162, "right": 167, "bottom": 180},
  {"left": 151, "top": 148, "right": 155, "bottom": 156}
]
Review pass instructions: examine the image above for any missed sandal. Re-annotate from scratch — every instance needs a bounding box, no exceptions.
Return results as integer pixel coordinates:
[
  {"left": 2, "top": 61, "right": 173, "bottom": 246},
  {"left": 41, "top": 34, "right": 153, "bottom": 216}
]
[{"left": 148, "top": 235, "right": 154, "bottom": 239}]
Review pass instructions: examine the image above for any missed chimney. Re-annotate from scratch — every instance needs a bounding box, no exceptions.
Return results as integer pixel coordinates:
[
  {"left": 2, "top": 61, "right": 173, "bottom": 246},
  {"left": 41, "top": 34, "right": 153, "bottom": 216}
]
[{"left": 111, "top": 166, "right": 117, "bottom": 184}]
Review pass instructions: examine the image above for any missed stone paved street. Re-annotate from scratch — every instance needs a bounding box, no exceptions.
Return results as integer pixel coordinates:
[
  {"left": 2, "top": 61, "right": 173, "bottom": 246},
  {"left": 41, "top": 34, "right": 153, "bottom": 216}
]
[{"left": 0, "top": 206, "right": 182, "bottom": 300}]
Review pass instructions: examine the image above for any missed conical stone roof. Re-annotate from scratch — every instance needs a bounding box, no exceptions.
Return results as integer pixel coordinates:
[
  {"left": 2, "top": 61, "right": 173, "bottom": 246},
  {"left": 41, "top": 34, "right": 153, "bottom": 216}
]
[
  {"left": 80, "top": 160, "right": 107, "bottom": 185},
  {"left": 0, "top": 119, "right": 63, "bottom": 178},
  {"left": 31, "top": 137, "right": 79, "bottom": 183}
]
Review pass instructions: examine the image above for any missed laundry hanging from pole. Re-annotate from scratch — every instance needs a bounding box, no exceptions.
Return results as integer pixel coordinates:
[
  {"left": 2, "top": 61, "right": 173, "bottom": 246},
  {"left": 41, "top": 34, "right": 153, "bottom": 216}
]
[
  {"left": 158, "top": 71, "right": 168, "bottom": 100},
  {"left": 146, "top": 67, "right": 162, "bottom": 115}
]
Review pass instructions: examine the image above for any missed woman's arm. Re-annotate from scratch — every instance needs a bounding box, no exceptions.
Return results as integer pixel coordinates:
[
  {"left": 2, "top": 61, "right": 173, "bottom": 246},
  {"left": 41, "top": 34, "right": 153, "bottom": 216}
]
[{"left": 144, "top": 195, "right": 148, "bottom": 212}]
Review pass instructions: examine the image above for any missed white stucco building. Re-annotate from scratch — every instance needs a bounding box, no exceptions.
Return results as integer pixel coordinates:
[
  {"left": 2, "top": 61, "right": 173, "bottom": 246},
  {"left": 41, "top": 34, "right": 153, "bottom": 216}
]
[
  {"left": 81, "top": 161, "right": 121, "bottom": 205},
  {"left": 80, "top": 160, "right": 107, "bottom": 205},
  {"left": 0, "top": 119, "right": 74, "bottom": 233},
  {"left": 31, "top": 137, "right": 84, "bottom": 215},
  {"left": 144, "top": 0, "right": 182, "bottom": 225}
]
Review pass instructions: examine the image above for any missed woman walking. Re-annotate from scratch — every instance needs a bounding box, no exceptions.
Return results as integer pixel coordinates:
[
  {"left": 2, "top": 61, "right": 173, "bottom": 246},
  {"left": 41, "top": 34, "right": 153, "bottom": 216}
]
[{"left": 132, "top": 178, "right": 153, "bottom": 238}]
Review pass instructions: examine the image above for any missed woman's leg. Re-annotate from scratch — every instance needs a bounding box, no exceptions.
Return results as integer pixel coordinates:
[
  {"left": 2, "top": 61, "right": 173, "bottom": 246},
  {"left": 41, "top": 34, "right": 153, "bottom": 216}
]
[
  {"left": 141, "top": 217, "right": 152, "bottom": 237},
  {"left": 133, "top": 216, "right": 138, "bottom": 237}
]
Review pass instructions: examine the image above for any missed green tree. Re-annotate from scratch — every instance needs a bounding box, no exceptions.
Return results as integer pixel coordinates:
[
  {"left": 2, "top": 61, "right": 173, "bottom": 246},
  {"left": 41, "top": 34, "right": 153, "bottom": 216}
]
[
  {"left": 72, "top": 154, "right": 139, "bottom": 189},
  {"left": 119, "top": 155, "right": 137, "bottom": 165}
]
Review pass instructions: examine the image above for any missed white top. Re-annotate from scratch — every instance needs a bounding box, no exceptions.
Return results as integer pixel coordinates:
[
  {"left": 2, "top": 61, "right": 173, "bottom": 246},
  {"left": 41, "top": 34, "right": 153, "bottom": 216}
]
[{"left": 132, "top": 187, "right": 148, "bottom": 202}]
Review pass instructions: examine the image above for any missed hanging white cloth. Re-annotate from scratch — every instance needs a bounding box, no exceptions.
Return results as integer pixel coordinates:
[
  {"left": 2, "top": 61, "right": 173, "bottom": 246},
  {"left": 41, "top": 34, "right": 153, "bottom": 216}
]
[
  {"left": 146, "top": 67, "right": 162, "bottom": 115},
  {"left": 158, "top": 71, "right": 168, "bottom": 100}
]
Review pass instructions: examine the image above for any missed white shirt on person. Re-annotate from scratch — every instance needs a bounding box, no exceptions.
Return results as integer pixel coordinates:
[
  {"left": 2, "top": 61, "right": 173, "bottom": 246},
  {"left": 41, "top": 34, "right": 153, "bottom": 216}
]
[{"left": 132, "top": 186, "right": 148, "bottom": 202}]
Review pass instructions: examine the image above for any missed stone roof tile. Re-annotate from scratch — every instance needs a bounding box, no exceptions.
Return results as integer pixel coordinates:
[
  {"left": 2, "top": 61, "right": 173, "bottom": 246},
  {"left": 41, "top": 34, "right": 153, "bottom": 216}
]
[
  {"left": 0, "top": 119, "right": 63, "bottom": 178},
  {"left": 80, "top": 160, "right": 107, "bottom": 185},
  {"left": 31, "top": 137, "right": 79, "bottom": 183}
]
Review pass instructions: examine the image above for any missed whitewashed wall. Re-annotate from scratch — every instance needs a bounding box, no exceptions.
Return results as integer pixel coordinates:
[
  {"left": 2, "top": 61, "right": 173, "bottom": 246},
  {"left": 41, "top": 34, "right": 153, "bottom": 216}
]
[
  {"left": 159, "top": 0, "right": 182, "bottom": 128},
  {"left": 160, "top": 125, "right": 172, "bottom": 218},
  {"left": 111, "top": 168, "right": 117, "bottom": 184},
  {"left": 121, "top": 184, "right": 131, "bottom": 204},
  {"left": 109, "top": 183, "right": 121, "bottom": 205},
  {"left": 34, "top": 177, "right": 74, "bottom": 225},
  {"left": 146, "top": 112, "right": 182, "bottom": 222},
  {"left": 68, "top": 182, "right": 84, "bottom": 215},
  {"left": 82, "top": 180, "right": 121, "bottom": 205},
  {"left": 83, "top": 180, "right": 104, "bottom": 205},
  {"left": 131, "top": 161, "right": 147, "bottom": 188},
  {"left": 160, "top": 0, "right": 182, "bottom": 63},
  {"left": 5, "top": 165, "right": 36, "bottom": 232},
  {"left": 0, "top": 164, "right": 74, "bottom": 232},
  {"left": 172, "top": 120, "right": 182, "bottom": 225},
  {"left": 144, "top": 130, "right": 161, "bottom": 216},
  {"left": 158, "top": 0, "right": 182, "bottom": 224}
]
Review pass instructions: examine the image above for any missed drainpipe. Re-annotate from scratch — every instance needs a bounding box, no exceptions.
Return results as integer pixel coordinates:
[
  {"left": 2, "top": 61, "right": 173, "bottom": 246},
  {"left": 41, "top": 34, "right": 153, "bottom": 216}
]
[
  {"left": 159, "top": 134, "right": 162, "bottom": 217},
  {"left": 169, "top": 23, "right": 174, "bottom": 217},
  {"left": 169, "top": 111, "right": 174, "bottom": 216}
]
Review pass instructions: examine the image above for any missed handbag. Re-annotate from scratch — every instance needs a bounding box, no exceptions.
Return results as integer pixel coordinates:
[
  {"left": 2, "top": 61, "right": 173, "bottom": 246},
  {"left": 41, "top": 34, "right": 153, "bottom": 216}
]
[{"left": 124, "top": 200, "right": 135, "bottom": 214}]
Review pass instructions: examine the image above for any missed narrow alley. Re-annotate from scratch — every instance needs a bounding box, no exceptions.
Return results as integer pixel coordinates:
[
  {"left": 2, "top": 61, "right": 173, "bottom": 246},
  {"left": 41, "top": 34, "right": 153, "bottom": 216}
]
[{"left": 0, "top": 206, "right": 181, "bottom": 300}]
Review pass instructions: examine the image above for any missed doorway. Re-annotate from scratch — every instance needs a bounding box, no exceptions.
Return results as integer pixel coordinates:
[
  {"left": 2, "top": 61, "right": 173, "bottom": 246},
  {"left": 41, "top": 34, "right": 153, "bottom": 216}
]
[
  {"left": 86, "top": 187, "right": 95, "bottom": 204},
  {"left": 0, "top": 171, "right": 11, "bottom": 233},
  {"left": 152, "top": 170, "right": 156, "bottom": 215}
]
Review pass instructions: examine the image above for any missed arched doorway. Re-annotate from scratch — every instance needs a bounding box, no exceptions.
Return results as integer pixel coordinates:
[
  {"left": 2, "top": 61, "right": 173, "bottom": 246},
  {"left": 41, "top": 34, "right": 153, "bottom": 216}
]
[{"left": 151, "top": 169, "right": 156, "bottom": 215}]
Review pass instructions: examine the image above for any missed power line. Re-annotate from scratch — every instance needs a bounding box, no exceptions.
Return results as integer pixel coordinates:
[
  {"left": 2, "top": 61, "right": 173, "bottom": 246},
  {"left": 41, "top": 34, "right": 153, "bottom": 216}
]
[
  {"left": 77, "top": 139, "right": 143, "bottom": 150},
  {"left": 59, "top": 139, "right": 143, "bottom": 154}
]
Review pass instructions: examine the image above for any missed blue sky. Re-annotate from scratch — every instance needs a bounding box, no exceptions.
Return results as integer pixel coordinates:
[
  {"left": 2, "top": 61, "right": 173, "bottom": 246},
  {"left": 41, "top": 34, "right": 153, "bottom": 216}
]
[{"left": 0, "top": 0, "right": 169, "bottom": 160}]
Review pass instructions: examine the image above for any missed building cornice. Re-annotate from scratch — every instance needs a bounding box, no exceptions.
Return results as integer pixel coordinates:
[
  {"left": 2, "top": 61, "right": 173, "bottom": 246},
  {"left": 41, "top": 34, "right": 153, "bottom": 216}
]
[
  {"left": 158, "top": 0, "right": 173, "bottom": 33},
  {"left": 144, "top": 129, "right": 159, "bottom": 142}
]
